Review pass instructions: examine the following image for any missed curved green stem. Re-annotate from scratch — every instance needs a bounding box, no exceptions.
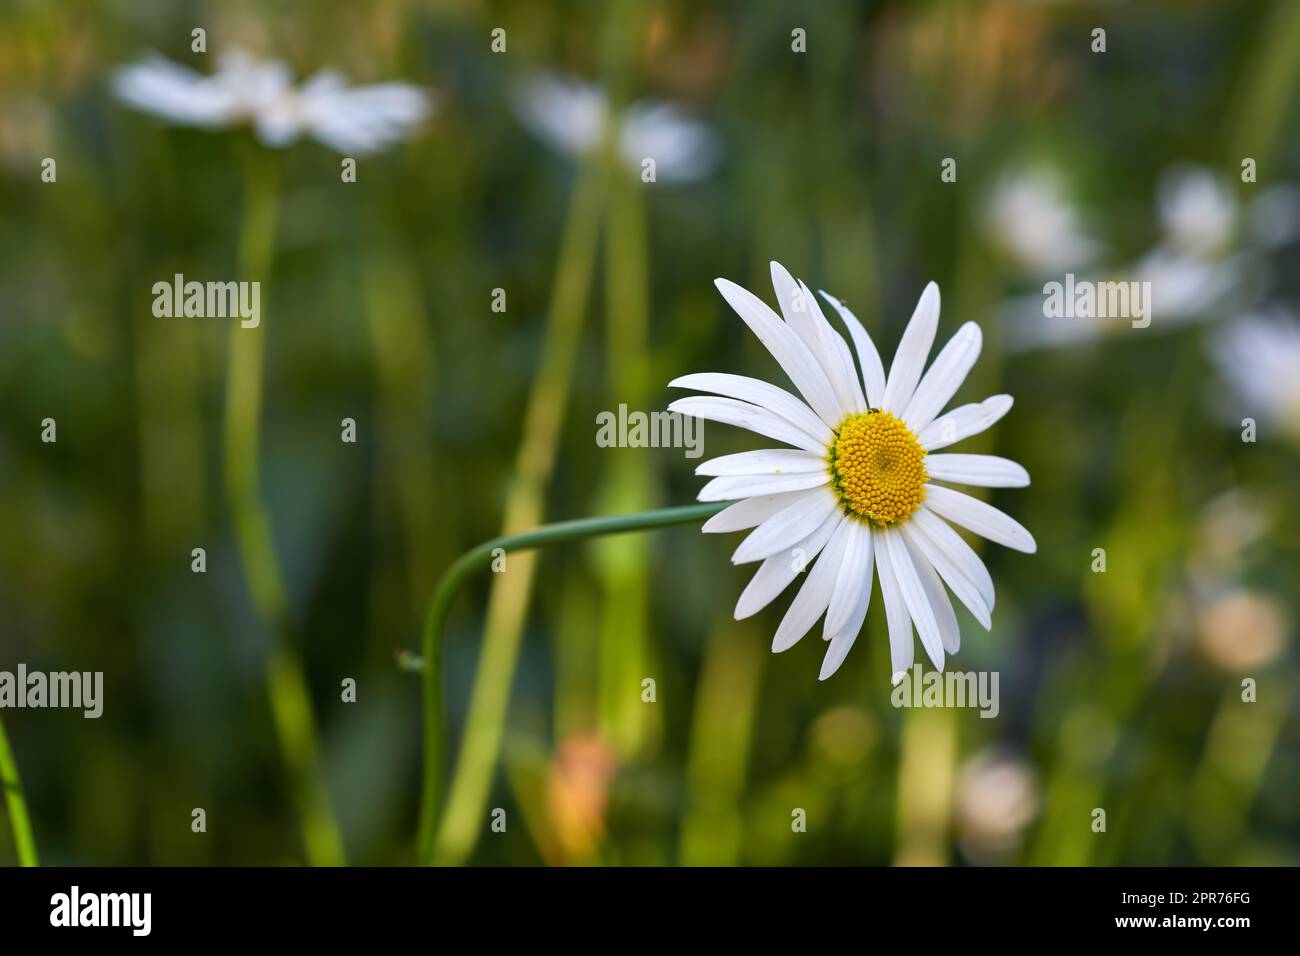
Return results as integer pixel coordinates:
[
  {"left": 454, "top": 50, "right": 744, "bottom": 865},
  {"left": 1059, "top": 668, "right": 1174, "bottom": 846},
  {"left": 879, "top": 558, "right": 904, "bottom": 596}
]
[
  {"left": 0, "top": 713, "right": 38, "bottom": 866},
  {"left": 423, "top": 165, "right": 603, "bottom": 868},
  {"left": 416, "top": 501, "right": 725, "bottom": 865}
]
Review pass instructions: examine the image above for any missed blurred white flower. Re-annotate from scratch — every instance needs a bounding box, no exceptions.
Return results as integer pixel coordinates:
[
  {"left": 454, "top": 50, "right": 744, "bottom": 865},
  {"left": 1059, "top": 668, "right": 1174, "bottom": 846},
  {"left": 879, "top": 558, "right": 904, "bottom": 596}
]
[
  {"left": 1211, "top": 309, "right": 1300, "bottom": 443},
  {"left": 955, "top": 749, "right": 1039, "bottom": 865},
  {"left": 511, "top": 72, "right": 718, "bottom": 182},
  {"left": 985, "top": 168, "right": 1102, "bottom": 275},
  {"left": 1002, "top": 163, "right": 1300, "bottom": 352},
  {"left": 256, "top": 71, "right": 432, "bottom": 155},
  {"left": 1157, "top": 166, "right": 1238, "bottom": 258},
  {"left": 113, "top": 48, "right": 432, "bottom": 154},
  {"left": 1124, "top": 166, "right": 1246, "bottom": 324}
]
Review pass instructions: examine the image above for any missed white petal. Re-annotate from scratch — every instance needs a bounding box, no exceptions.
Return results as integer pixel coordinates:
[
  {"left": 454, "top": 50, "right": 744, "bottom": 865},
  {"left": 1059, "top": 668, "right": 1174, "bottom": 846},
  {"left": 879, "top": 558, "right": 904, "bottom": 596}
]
[
  {"left": 668, "top": 396, "right": 825, "bottom": 453},
  {"left": 770, "top": 263, "right": 864, "bottom": 417},
  {"left": 771, "top": 515, "right": 852, "bottom": 652},
  {"left": 734, "top": 508, "right": 841, "bottom": 619},
  {"left": 925, "top": 453, "right": 1030, "bottom": 488},
  {"left": 669, "top": 372, "right": 831, "bottom": 445},
  {"left": 112, "top": 55, "right": 239, "bottom": 127},
  {"left": 702, "top": 490, "right": 819, "bottom": 533},
  {"left": 900, "top": 520, "right": 991, "bottom": 630},
  {"left": 732, "top": 489, "right": 839, "bottom": 564},
  {"left": 874, "top": 534, "right": 915, "bottom": 682},
  {"left": 919, "top": 395, "right": 1013, "bottom": 451},
  {"left": 803, "top": 281, "right": 867, "bottom": 412},
  {"left": 882, "top": 281, "right": 940, "bottom": 413},
  {"left": 302, "top": 80, "right": 432, "bottom": 155},
  {"left": 698, "top": 472, "right": 829, "bottom": 502},
  {"left": 907, "top": 535, "right": 961, "bottom": 654},
  {"left": 824, "top": 521, "right": 874, "bottom": 639},
  {"left": 696, "top": 448, "right": 828, "bottom": 477},
  {"left": 819, "top": 290, "right": 886, "bottom": 407},
  {"left": 910, "top": 508, "right": 996, "bottom": 613},
  {"left": 713, "top": 278, "right": 843, "bottom": 426},
  {"left": 819, "top": 526, "right": 876, "bottom": 680},
  {"left": 881, "top": 530, "right": 944, "bottom": 670},
  {"left": 902, "top": 321, "right": 982, "bottom": 431},
  {"left": 819, "top": 629, "right": 859, "bottom": 681},
  {"left": 924, "top": 484, "right": 1037, "bottom": 553}
]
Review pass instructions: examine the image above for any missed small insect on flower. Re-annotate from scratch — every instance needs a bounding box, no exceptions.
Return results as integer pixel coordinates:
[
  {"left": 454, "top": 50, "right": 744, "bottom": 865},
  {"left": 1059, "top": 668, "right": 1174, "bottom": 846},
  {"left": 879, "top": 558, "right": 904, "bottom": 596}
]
[{"left": 669, "top": 262, "right": 1035, "bottom": 682}]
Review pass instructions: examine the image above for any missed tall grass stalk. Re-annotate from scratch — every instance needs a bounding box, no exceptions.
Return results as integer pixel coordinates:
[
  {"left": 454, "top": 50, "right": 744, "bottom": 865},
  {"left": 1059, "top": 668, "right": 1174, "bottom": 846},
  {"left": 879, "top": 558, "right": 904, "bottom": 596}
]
[
  {"left": 223, "top": 151, "right": 345, "bottom": 867},
  {"left": 678, "top": 622, "right": 762, "bottom": 865},
  {"left": 595, "top": 161, "right": 655, "bottom": 757},
  {"left": 0, "top": 714, "right": 38, "bottom": 866},
  {"left": 363, "top": 250, "right": 442, "bottom": 614},
  {"left": 893, "top": 707, "right": 956, "bottom": 866},
  {"left": 422, "top": 164, "right": 605, "bottom": 866}
]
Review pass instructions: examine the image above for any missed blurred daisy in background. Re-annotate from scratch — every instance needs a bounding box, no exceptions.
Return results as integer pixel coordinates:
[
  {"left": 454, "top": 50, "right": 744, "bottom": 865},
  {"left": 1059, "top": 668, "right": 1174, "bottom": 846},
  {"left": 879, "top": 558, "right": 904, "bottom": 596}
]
[
  {"left": 1000, "top": 164, "right": 1300, "bottom": 352},
  {"left": 1132, "top": 165, "right": 1245, "bottom": 322},
  {"left": 1211, "top": 308, "right": 1300, "bottom": 445},
  {"left": 112, "top": 48, "right": 432, "bottom": 154},
  {"left": 670, "top": 262, "right": 1035, "bottom": 682},
  {"left": 984, "top": 166, "right": 1102, "bottom": 276},
  {"left": 511, "top": 71, "right": 718, "bottom": 182}
]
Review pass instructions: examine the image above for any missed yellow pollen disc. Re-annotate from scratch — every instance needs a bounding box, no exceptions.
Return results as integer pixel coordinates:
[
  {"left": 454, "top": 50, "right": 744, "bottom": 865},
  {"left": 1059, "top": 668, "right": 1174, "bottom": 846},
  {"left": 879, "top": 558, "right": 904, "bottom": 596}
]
[{"left": 828, "top": 410, "right": 927, "bottom": 526}]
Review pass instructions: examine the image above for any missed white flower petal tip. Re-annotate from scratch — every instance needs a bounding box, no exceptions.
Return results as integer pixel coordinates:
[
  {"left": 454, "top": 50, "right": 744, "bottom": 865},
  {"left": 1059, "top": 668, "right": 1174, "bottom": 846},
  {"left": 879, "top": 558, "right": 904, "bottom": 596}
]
[
  {"left": 902, "top": 321, "right": 983, "bottom": 431},
  {"left": 816, "top": 634, "right": 857, "bottom": 681},
  {"left": 925, "top": 485, "right": 1037, "bottom": 554},
  {"left": 882, "top": 282, "right": 941, "bottom": 412},
  {"left": 890, "top": 670, "right": 909, "bottom": 687},
  {"left": 919, "top": 394, "right": 1015, "bottom": 451},
  {"left": 925, "top": 453, "right": 1031, "bottom": 488}
]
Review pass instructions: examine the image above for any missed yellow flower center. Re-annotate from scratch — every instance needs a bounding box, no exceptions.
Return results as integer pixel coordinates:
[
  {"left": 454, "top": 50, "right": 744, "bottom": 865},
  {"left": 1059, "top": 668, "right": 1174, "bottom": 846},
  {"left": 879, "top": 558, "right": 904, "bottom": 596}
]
[{"left": 828, "top": 410, "right": 928, "bottom": 526}]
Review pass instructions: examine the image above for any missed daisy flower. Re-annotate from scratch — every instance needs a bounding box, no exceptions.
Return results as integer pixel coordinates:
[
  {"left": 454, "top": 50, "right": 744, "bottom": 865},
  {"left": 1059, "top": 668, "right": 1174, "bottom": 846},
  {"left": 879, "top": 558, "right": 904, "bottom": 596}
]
[
  {"left": 984, "top": 166, "right": 1102, "bottom": 276},
  {"left": 669, "top": 263, "right": 1036, "bottom": 682},
  {"left": 112, "top": 48, "right": 432, "bottom": 155},
  {"left": 510, "top": 71, "right": 718, "bottom": 182},
  {"left": 1211, "top": 309, "right": 1300, "bottom": 444}
]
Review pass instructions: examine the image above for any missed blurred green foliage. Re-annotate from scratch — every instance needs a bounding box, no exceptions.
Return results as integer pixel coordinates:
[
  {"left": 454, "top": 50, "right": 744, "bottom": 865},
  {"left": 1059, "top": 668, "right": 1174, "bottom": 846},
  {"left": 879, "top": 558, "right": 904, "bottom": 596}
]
[{"left": 0, "top": 0, "right": 1297, "bottom": 865}]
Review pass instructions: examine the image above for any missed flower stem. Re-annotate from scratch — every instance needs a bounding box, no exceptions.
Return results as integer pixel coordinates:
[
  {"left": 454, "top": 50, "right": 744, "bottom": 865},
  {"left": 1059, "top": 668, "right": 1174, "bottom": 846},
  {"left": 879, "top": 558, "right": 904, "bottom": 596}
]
[
  {"left": 595, "top": 160, "right": 655, "bottom": 757},
  {"left": 0, "top": 714, "right": 38, "bottom": 866},
  {"left": 418, "top": 163, "right": 604, "bottom": 868},
  {"left": 224, "top": 150, "right": 345, "bottom": 866},
  {"left": 416, "top": 501, "right": 725, "bottom": 865}
]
